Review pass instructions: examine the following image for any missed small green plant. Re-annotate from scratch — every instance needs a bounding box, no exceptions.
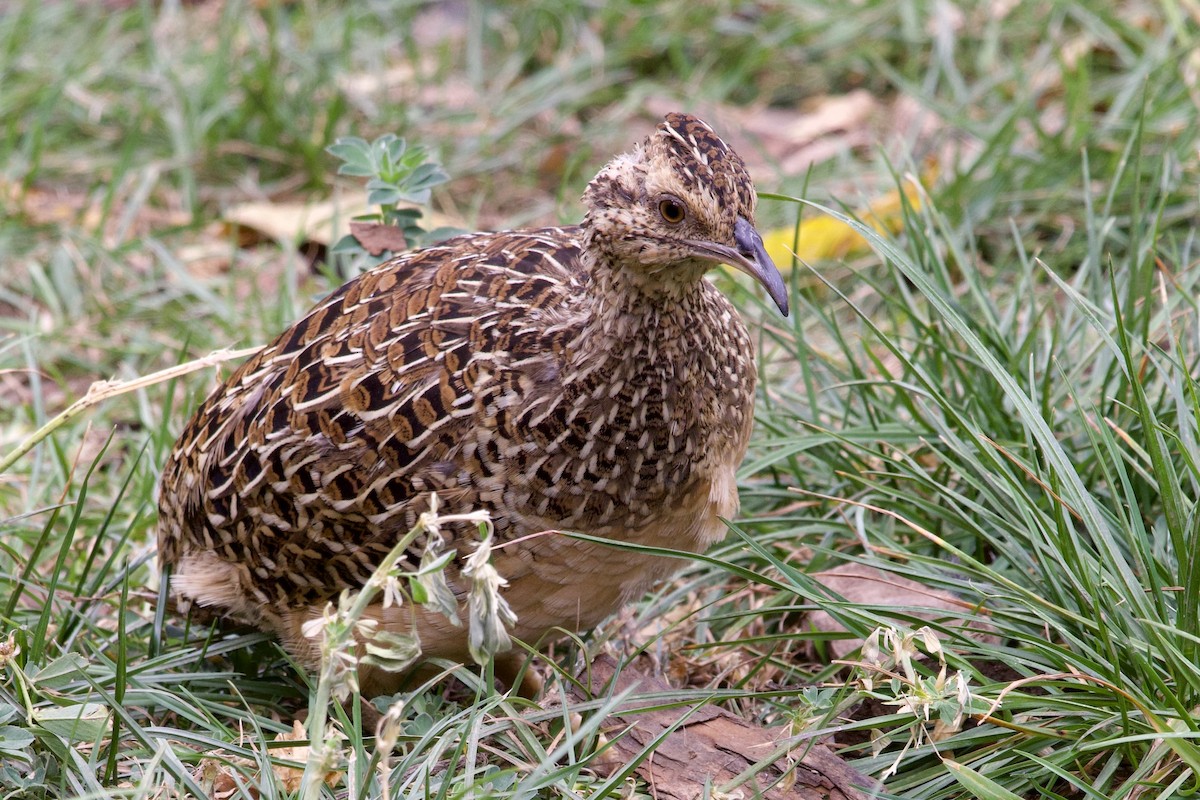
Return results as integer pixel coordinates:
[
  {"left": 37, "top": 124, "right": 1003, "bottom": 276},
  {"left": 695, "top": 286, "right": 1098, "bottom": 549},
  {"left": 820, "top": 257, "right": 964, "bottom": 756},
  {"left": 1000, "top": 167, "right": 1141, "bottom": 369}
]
[{"left": 326, "top": 134, "right": 462, "bottom": 269}]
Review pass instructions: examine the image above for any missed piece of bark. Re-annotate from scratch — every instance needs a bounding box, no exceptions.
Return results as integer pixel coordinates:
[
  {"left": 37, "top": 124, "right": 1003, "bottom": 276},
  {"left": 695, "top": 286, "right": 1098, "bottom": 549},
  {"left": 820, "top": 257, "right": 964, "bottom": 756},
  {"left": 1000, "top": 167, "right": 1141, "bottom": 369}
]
[
  {"left": 567, "top": 654, "right": 875, "bottom": 800},
  {"left": 805, "top": 563, "right": 1000, "bottom": 659}
]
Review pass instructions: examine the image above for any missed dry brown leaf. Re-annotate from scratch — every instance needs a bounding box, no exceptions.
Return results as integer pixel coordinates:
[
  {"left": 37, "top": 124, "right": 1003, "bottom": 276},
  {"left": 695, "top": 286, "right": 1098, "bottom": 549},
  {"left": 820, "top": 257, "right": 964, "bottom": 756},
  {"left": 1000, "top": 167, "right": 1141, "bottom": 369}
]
[
  {"left": 349, "top": 221, "right": 408, "bottom": 256},
  {"left": 1, "top": 178, "right": 102, "bottom": 231},
  {"left": 804, "top": 563, "right": 999, "bottom": 659},
  {"left": 647, "top": 92, "right": 892, "bottom": 178},
  {"left": 765, "top": 91, "right": 877, "bottom": 149},
  {"left": 175, "top": 236, "right": 237, "bottom": 279},
  {"left": 270, "top": 720, "right": 309, "bottom": 793},
  {"left": 187, "top": 721, "right": 342, "bottom": 799},
  {"left": 194, "top": 756, "right": 259, "bottom": 800},
  {"left": 270, "top": 720, "right": 343, "bottom": 793},
  {"left": 1, "top": 176, "right": 189, "bottom": 248},
  {"left": 223, "top": 197, "right": 460, "bottom": 250},
  {"left": 566, "top": 654, "right": 875, "bottom": 800},
  {"left": 222, "top": 198, "right": 360, "bottom": 248}
]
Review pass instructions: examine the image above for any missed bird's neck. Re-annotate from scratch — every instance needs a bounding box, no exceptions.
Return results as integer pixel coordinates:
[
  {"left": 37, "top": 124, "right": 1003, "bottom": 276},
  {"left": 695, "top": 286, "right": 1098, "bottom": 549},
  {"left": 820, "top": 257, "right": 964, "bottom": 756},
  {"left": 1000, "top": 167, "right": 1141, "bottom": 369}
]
[
  {"left": 555, "top": 226, "right": 747, "bottom": 402},
  {"left": 542, "top": 245, "right": 755, "bottom": 501},
  {"left": 576, "top": 251, "right": 712, "bottom": 344}
]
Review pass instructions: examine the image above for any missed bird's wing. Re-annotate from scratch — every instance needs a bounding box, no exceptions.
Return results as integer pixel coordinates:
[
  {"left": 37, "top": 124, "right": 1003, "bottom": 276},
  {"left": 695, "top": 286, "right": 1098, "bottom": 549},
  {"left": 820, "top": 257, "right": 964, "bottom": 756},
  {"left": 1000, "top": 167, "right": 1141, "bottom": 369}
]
[{"left": 158, "top": 227, "right": 584, "bottom": 607}]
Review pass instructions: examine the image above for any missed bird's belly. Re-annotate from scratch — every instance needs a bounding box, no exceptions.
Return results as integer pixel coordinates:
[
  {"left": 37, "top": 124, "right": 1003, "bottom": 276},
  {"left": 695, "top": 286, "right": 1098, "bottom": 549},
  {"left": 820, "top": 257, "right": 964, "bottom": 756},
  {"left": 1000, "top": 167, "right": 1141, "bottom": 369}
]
[
  {"left": 492, "top": 531, "right": 677, "bottom": 640},
  {"left": 271, "top": 465, "right": 739, "bottom": 682},
  {"left": 492, "top": 465, "right": 736, "bottom": 642}
]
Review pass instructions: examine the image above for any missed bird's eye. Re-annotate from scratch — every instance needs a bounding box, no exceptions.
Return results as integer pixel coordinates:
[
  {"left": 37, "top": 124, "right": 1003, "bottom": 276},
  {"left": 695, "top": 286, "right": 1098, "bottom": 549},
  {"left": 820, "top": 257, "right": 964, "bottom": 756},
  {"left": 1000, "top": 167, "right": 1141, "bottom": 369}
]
[{"left": 658, "top": 198, "right": 686, "bottom": 224}]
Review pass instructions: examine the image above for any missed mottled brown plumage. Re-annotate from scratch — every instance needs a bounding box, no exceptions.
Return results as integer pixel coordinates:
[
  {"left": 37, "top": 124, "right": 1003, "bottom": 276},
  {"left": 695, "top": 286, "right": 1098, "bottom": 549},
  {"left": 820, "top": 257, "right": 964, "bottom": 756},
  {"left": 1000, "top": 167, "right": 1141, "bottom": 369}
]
[{"left": 157, "top": 112, "right": 788, "bottom": 695}]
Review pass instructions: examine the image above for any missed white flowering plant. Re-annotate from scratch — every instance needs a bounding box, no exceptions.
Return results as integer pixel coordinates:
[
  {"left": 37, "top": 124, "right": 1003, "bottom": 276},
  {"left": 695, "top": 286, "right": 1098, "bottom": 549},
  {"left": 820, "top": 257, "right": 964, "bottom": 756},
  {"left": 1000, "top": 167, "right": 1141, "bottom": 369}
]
[{"left": 297, "top": 493, "right": 516, "bottom": 799}]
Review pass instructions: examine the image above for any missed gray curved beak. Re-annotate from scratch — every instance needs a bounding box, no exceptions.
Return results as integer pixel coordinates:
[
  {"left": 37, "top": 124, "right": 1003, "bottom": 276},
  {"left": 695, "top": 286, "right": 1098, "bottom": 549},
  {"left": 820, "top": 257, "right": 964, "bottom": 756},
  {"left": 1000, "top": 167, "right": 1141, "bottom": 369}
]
[
  {"left": 685, "top": 217, "right": 790, "bottom": 316},
  {"left": 731, "top": 217, "right": 789, "bottom": 316}
]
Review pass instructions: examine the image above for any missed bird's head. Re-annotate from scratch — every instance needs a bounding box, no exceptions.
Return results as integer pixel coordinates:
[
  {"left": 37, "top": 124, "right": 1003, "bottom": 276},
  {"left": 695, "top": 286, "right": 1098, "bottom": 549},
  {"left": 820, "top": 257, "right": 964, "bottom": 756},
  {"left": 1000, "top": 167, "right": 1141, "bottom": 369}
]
[{"left": 582, "top": 112, "right": 789, "bottom": 316}]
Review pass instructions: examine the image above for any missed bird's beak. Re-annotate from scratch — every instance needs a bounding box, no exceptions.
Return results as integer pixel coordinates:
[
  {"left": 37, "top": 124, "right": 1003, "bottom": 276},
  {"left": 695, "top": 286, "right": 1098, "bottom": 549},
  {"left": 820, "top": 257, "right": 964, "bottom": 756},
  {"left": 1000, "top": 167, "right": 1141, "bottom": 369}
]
[
  {"left": 731, "top": 217, "right": 789, "bottom": 316},
  {"left": 687, "top": 217, "right": 790, "bottom": 316}
]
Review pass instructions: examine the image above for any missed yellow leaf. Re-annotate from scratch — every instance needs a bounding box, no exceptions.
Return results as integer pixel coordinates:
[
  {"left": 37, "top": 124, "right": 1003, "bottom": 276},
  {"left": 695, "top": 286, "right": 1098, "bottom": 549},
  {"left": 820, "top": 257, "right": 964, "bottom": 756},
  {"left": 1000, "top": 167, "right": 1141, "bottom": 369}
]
[{"left": 765, "top": 173, "right": 929, "bottom": 267}]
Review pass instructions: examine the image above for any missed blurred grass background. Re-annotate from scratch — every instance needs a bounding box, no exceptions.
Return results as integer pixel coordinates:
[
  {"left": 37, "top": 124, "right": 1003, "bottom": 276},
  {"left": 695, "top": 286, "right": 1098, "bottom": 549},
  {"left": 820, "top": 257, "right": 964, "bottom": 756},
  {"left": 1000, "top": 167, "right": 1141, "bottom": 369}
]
[{"left": 2, "top": 1, "right": 1199, "bottom": 797}]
